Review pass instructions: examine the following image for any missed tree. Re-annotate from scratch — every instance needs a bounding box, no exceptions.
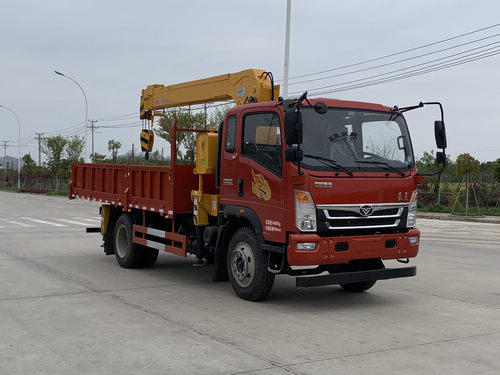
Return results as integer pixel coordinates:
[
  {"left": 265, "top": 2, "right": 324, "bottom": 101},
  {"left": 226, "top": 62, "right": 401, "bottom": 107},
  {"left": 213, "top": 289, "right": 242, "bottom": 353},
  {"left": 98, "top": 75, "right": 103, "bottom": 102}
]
[
  {"left": 494, "top": 158, "right": 500, "bottom": 183},
  {"left": 416, "top": 150, "right": 436, "bottom": 171},
  {"left": 108, "top": 139, "right": 122, "bottom": 163},
  {"left": 156, "top": 105, "right": 232, "bottom": 164},
  {"left": 456, "top": 153, "right": 480, "bottom": 176},
  {"left": 22, "top": 153, "right": 36, "bottom": 169},
  {"left": 455, "top": 153, "right": 480, "bottom": 216},
  {"left": 65, "top": 135, "right": 84, "bottom": 163},
  {"left": 42, "top": 135, "right": 67, "bottom": 188},
  {"left": 91, "top": 153, "right": 107, "bottom": 164}
]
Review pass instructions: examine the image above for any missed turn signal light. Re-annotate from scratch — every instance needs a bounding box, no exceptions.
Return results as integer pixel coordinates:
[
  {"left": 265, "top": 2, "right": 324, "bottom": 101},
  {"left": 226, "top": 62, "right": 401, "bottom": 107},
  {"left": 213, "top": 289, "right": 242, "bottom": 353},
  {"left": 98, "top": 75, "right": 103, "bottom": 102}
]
[{"left": 296, "top": 191, "right": 311, "bottom": 203}]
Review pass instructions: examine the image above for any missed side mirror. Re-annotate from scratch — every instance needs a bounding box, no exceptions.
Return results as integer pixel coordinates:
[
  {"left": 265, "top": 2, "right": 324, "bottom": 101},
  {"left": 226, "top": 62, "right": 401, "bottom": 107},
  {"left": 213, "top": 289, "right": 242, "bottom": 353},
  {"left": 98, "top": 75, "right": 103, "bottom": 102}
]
[
  {"left": 285, "top": 147, "right": 303, "bottom": 162},
  {"left": 284, "top": 111, "right": 302, "bottom": 145},
  {"left": 434, "top": 120, "right": 447, "bottom": 149},
  {"left": 314, "top": 101, "right": 327, "bottom": 114}
]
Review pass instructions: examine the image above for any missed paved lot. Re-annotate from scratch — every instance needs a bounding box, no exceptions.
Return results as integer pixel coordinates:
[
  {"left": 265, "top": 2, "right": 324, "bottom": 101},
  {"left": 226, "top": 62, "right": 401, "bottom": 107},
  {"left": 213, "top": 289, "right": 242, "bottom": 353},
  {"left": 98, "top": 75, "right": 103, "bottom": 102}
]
[{"left": 0, "top": 191, "right": 499, "bottom": 375}]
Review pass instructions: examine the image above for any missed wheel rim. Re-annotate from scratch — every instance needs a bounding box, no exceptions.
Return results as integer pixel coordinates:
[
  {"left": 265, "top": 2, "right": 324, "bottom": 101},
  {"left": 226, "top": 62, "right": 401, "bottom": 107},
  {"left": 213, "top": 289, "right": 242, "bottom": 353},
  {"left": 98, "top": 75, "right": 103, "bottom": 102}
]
[
  {"left": 230, "top": 241, "right": 256, "bottom": 288},
  {"left": 116, "top": 224, "right": 128, "bottom": 258}
]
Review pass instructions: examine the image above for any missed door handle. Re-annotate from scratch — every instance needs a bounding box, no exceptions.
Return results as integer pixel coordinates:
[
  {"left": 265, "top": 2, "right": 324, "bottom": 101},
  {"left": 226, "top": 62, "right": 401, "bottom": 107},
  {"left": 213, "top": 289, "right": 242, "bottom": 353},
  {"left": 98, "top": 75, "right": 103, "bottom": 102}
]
[{"left": 237, "top": 178, "right": 244, "bottom": 196}]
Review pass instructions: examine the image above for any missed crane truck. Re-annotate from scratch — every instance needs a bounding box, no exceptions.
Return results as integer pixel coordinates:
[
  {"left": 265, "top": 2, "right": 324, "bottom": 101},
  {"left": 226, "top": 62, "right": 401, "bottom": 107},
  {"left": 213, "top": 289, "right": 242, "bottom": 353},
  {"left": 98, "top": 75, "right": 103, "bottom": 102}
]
[{"left": 70, "top": 68, "right": 447, "bottom": 301}]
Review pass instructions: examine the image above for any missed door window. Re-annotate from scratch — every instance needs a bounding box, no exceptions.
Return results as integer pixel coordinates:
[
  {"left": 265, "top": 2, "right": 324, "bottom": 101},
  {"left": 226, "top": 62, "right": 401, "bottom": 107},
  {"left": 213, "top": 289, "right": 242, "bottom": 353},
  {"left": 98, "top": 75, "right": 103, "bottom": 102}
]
[
  {"left": 242, "top": 113, "right": 282, "bottom": 176},
  {"left": 225, "top": 115, "right": 237, "bottom": 153}
]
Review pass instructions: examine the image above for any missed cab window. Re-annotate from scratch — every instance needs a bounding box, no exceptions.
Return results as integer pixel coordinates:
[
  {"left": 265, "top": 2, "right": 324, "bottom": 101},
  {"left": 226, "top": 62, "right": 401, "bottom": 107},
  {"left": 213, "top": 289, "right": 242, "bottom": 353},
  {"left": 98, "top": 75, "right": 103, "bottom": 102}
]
[
  {"left": 242, "top": 112, "right": 282, "bottom": 176},
  {"left": 225, "top": 115, "right": 237, "bottom": 153}
]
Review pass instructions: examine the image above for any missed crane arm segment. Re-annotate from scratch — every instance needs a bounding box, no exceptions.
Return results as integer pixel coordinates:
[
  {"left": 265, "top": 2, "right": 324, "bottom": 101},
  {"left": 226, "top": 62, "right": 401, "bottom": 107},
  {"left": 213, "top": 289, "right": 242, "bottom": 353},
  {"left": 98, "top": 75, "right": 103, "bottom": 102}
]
[{"left": 140, "top": 69, "right": 279, "bottom": 120}]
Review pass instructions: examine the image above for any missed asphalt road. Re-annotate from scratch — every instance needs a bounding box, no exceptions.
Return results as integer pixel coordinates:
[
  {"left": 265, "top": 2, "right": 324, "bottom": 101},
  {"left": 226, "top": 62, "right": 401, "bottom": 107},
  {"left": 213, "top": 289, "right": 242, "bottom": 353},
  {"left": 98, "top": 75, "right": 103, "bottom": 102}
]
[{"left": 1, "top": 191, "right": 499, "bottom": 375}]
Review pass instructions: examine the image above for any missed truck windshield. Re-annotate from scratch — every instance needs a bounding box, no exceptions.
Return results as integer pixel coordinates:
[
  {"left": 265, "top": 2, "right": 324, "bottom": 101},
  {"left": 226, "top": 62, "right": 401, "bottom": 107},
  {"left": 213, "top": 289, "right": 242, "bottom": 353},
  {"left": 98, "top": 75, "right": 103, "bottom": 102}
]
[{"left": 300, "top": 107, "right": 414, "bottom": 173}]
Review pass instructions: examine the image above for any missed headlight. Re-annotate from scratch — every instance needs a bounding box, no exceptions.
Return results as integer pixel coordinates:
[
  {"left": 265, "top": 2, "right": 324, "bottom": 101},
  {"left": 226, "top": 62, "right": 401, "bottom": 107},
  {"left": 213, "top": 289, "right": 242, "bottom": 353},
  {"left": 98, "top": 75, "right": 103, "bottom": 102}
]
[
  {"left": 295, "top": 190, "right": 317, "bottom": 232},
  {"left": 407, "top": 190, "right": 418, "bottom": 228}
]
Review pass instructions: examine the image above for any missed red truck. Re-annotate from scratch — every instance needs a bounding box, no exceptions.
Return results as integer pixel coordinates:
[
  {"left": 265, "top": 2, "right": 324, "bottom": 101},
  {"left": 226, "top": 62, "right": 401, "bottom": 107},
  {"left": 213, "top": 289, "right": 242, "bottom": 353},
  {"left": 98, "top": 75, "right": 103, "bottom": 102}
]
[{"left": 70, "top": 69, "right": 447, "bottom": 301}]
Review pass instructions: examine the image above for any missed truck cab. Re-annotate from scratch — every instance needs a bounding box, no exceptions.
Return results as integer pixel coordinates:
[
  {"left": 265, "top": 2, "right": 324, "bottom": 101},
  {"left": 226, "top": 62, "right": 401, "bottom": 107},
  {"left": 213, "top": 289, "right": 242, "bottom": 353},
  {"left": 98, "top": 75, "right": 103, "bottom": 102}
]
[{"left": 214, "top": 97, "right": 443, "bottom": 299}]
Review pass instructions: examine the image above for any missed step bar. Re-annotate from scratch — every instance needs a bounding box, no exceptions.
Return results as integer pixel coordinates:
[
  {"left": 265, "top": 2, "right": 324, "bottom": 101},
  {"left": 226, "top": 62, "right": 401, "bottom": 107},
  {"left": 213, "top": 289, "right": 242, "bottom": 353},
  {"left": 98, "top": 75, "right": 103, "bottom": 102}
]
[{"left": 296, "top": 266, "right": 416, "bottom": 288}]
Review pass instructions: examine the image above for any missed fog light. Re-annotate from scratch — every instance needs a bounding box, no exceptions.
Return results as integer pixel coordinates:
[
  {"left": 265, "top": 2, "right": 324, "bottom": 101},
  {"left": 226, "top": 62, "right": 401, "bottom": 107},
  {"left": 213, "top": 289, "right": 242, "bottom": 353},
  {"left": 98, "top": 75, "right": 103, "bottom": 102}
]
[
  {"left": 297, "top": 242, "right": 317, "bottom": 251},
  {"left": 409, "top": 236, "right": 419, "bottom": 245}
]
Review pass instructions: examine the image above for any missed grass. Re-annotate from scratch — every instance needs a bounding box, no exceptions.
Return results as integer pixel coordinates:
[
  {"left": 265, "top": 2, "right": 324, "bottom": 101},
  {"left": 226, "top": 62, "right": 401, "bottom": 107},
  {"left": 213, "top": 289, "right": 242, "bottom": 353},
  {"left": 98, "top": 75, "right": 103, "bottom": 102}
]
[
  {"left": 0, "top": 187, "right": 21, "bottom": 192},
  {"left": 419, "top": 203, "right": 500, "bottom": 216},
  {"left": 0, "top": 187, "right": 69, "bottom": 196},
  {"left": 45, "top": 190, "right": 70, "bottom": 196}
]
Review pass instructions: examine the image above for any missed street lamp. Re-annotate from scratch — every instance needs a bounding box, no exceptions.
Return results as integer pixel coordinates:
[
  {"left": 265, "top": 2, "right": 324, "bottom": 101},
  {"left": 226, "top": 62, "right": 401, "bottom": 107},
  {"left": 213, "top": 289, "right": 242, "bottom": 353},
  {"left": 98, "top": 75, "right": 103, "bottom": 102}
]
[
  {"left": 54, "top": 70, "right": 88, "bottom": 162},
  {"left": 0, "top": 105, "right": 21, "bottom": 189}
]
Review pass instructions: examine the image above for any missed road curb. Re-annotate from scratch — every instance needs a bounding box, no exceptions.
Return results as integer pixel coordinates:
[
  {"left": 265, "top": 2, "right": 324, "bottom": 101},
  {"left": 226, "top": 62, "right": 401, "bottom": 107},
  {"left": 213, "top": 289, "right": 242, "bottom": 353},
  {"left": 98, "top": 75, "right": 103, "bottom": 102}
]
[{"left": 418, "top": 212, "right": 500, "bottom": 224}]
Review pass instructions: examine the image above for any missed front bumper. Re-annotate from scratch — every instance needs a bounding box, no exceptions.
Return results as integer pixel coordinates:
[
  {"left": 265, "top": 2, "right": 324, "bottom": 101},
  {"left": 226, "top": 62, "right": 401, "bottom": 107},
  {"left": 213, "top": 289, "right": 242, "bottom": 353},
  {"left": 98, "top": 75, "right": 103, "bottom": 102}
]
[
  {"left": 287, "top": 229, "right": 420, "bottom": 266},
  {"left": 296, "top": 266, "right": 417, "bottom": 288}
]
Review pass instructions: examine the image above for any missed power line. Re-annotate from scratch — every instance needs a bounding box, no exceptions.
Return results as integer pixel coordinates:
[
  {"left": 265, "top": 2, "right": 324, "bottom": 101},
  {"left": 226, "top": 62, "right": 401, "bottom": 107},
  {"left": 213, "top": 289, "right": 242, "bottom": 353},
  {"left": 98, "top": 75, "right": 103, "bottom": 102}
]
[
  {"left": 303, "top": 49, "right": 500, "bottom": 96},
  {"left": 282, "top": 23, "right": 500, "bottom": 81},
  {"left": 291, "top": 43, "right": 500, "bottom": 95},
  {"left": 93, "top": 112, "right": 138, "bottom": 121},
  {"left": 289, "top": 34, "right": 500, "bottom": 86},
  {"left": 96, "top": 114, "right": 138, "bottom": 122}
]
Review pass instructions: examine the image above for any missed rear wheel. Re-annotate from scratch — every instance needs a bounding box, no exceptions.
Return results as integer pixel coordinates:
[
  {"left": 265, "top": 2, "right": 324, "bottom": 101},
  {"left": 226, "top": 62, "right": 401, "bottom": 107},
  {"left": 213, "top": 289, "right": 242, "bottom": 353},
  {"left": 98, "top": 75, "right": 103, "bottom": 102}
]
[
  {"left": 227, "top": 228, "right": 274, "bottom": 301},
  {"left": 113, "top": 214, "right": 158, "bottom": 268}
]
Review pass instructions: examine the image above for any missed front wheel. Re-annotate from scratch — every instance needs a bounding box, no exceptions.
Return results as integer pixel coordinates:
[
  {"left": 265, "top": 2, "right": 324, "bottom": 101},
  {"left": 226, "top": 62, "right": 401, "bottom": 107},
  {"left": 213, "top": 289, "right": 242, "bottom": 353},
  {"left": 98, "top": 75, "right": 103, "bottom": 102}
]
[
  {"left": 227, "top": 228, "right": 274, "bottom": 301},
  {"left": 338, "top": 258, "right": 382, "bottom": 292},
  {"left": 340, "top": 280, "right": 376, "bottom": 292}
]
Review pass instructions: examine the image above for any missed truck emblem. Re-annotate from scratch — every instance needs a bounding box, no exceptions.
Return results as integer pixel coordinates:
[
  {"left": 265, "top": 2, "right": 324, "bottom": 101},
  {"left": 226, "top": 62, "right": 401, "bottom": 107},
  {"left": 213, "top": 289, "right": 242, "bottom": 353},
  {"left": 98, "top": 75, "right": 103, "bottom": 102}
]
[
  {"left": 251, "top": 169, "right": 271, "bottom": 201},
  {"left": 314, "top": 181, "right": 332, "bottom": 188},
  {"left": 360, "top": 205, "right": 373, "bottom": 216}
]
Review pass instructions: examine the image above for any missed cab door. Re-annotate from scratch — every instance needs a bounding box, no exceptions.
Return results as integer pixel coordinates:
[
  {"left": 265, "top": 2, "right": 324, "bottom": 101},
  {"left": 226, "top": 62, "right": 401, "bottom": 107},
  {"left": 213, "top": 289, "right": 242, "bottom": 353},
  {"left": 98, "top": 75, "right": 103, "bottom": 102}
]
[
  {"left": 232, "top": 108, "right": 286, "bottom": 243},
  {"left": 219, "top": 114, "right": 238, "bottom": 201}
]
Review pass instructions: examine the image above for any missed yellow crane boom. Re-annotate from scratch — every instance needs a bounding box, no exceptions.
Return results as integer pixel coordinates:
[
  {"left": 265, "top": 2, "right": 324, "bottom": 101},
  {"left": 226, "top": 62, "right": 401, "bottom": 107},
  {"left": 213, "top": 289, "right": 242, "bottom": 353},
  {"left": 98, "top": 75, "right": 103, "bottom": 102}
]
[{"left": 140, "top": 69, "right": 280, "bottom": 121}]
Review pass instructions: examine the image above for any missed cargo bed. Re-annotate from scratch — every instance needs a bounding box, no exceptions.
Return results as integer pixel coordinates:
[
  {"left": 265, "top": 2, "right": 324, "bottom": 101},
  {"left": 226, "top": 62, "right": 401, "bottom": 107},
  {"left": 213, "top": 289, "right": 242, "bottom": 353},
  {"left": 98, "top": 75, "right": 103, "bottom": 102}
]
[{"left": 70, "top": 163, "right": 199, "bottom": 216}]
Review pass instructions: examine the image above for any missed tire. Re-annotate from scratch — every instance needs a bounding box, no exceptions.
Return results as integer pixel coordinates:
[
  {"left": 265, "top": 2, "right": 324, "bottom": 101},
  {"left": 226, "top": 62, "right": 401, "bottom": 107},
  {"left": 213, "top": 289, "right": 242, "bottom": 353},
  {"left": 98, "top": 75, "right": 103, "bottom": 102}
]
[
  {"left": 339, "top": 258, "right": 382, "bottom": 292},
  {"left": 227, "top": 227, "right": 274, "bottom": 301},
  {"left": 340, "top": 280, "right": 376, "bottom": 292},
  {"left": 140, "top": 248, "right": 159, "bottom": 268},
  {"left": 113, "top": 213, "right": 158, "bottom": 268}
]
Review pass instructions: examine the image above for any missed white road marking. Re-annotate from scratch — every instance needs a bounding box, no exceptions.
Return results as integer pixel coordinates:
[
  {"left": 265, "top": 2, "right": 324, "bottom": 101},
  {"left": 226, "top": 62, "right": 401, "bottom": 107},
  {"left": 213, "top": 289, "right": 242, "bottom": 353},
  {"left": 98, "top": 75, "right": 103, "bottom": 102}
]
[
  {"left": 22, "top": 217, "right": 67, "bottom": 227},
  {"left": 52, "top": 218, "right": 90, "bottom": 226},
  {"left": 0, "top": 218, "right": 35, "bottom": 227}
]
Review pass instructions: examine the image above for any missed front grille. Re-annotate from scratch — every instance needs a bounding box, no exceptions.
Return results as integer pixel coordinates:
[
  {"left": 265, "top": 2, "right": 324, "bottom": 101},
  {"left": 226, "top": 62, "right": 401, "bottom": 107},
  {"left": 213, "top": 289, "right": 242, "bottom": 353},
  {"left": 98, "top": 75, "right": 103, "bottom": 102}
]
[{"left": 317, "top": 203, "right": 408, "bottom": 231}]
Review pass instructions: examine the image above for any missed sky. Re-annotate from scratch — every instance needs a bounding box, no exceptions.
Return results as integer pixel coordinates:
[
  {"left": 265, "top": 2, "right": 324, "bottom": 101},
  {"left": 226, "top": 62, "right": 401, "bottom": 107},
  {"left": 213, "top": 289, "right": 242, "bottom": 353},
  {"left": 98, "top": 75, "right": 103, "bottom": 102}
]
[{"left": 1, "top": 0, "right": 499, "bottom": 163}]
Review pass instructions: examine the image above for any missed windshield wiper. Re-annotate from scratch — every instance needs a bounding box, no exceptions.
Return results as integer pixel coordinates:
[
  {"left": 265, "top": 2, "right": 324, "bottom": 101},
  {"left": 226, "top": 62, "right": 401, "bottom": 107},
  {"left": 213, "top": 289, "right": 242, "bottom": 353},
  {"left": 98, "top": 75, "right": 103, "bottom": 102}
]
[
  {"left": 355, "top": 159, "right": 406, "bottom": 177},
  {"left": 303, "top": 154, "right": 353, "bottom": 177}
]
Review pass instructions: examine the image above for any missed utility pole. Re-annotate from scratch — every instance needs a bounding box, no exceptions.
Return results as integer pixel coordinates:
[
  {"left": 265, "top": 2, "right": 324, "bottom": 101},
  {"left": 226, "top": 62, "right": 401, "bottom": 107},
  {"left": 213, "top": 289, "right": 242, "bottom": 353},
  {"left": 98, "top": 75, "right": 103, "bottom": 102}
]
[
  {"left": 1, "top": 140, "right": 9, "bottom": 181},
  {"left": 282, "top": 0, "right": 292, "bottom": 98},
  {"left": 88, "top": 120, "right": 98, "bottom": 162},
  {"left": 204, "top": 102, "right": 207, "bottom": 126},
  {"left": 131, "top": 143, "right": 135, "bottom": 163},
  {"left": 35, "top": 132, "right": 44, "bottom": 166},
  {"left": 465, "top": 171, "right": 470, "bottom": 217}
]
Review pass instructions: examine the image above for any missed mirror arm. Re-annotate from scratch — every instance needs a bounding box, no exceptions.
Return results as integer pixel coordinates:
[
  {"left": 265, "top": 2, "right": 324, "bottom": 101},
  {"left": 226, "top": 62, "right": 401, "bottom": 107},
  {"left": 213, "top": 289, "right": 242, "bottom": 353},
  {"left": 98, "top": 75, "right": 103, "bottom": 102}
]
[
  {"left": 417, "top": 167, "right": 444, "bottom": 177},
  {"left": 421, "top": 101, "right": 444, "bottom": 123}
]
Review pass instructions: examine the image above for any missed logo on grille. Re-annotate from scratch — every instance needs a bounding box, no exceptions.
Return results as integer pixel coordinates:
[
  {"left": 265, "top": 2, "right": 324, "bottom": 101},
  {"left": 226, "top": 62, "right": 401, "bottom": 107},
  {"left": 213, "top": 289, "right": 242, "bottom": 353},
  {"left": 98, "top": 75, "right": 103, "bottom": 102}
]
[{"left": 359, "top": 205, "right": 373, "bottom": 216}]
